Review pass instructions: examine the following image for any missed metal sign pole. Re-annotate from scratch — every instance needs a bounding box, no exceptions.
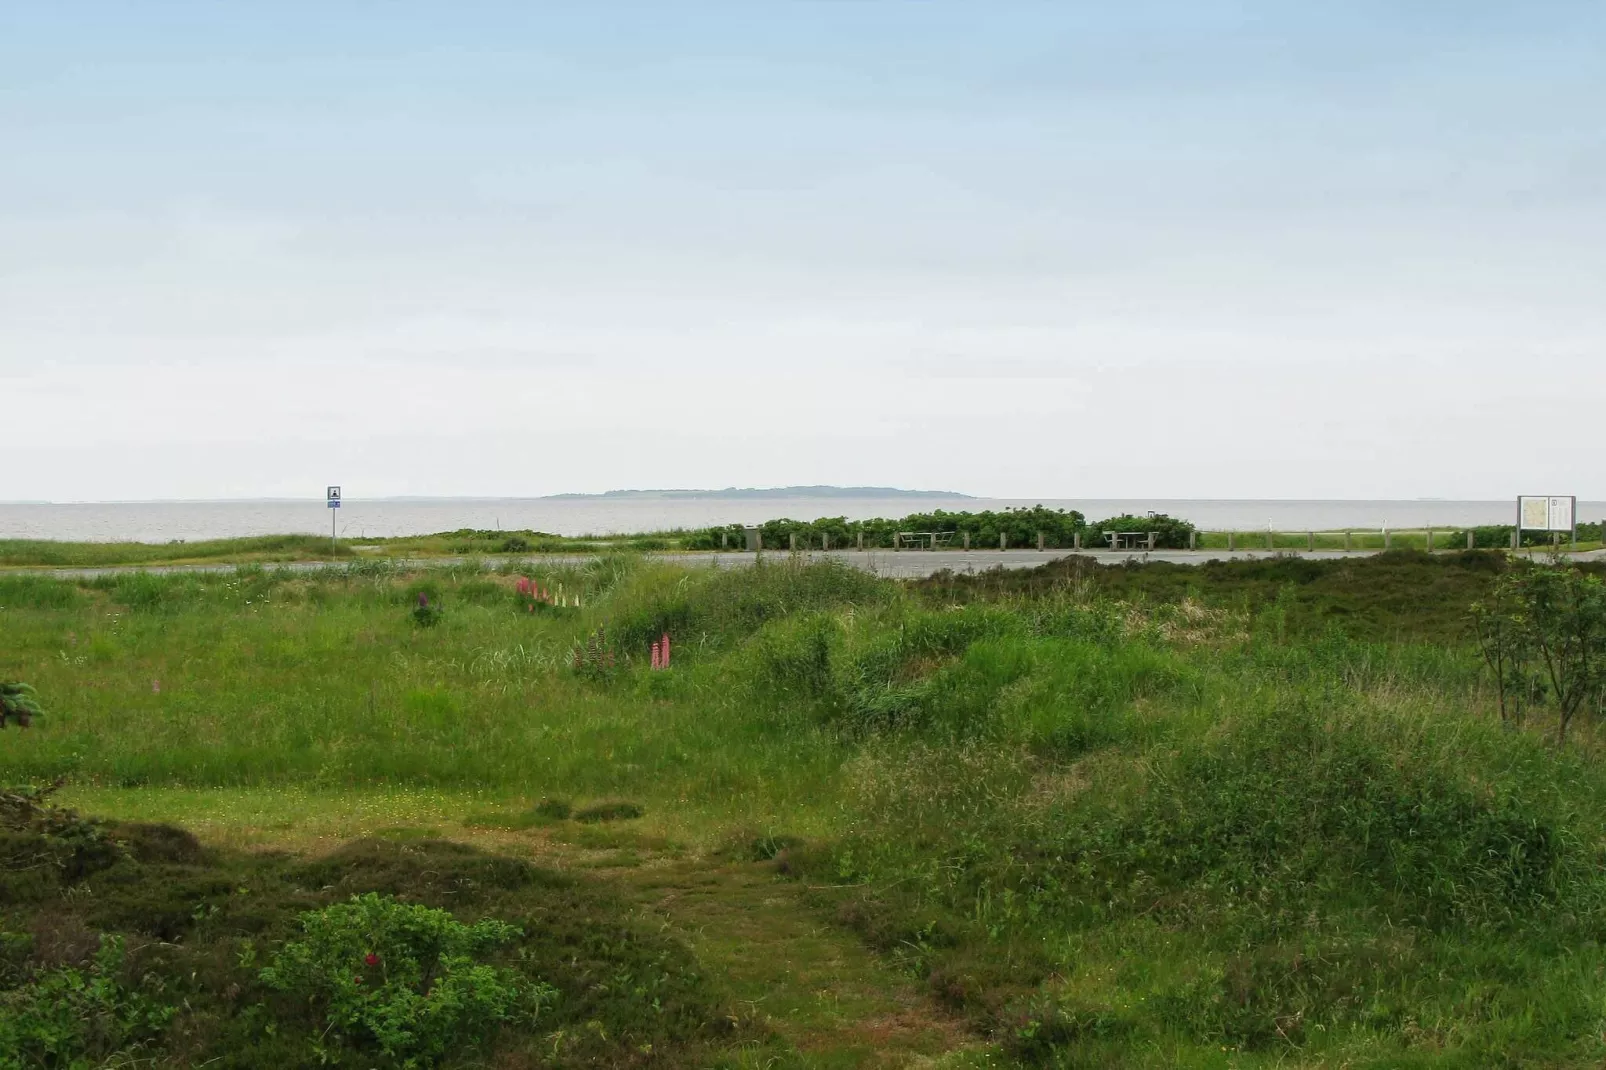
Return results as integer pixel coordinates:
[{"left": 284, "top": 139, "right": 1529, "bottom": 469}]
[{"left": 327, "top": 486, "right": 342, "bottom": 558}]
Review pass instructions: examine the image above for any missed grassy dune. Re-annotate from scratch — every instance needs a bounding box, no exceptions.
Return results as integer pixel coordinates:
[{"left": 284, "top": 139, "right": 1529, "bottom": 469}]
[
  {"left": 4, "top": 553, "right": 1606, "bottom": 1066},
  {"left": 0, "top": 534, "right": 356, "bottom": 568}
]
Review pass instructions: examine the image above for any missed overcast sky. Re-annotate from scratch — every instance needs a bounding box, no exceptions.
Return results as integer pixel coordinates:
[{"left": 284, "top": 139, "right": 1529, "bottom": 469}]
[{"left": 3, "top": 1, "right": 1603, "bottom": 502}]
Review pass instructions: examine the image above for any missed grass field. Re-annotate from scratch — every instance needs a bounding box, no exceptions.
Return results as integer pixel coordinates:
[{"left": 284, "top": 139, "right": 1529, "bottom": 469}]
[
  {"left": 5, "top": 552, "right": 1606, "bottom": 1066},
  {"left": 5, "top": 515, "right": 1600, "bottom": 569}
]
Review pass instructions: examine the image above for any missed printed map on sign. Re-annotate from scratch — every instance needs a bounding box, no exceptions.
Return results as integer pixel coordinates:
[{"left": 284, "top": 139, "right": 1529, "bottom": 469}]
[{"left": 1521, "top": 497, "right": 1551, "bottom": 530}]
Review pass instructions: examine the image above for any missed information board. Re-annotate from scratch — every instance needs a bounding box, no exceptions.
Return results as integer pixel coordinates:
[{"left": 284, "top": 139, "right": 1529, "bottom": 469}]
[{"left": 1517, "top": 495, "right": 1574, "bottom": 532}]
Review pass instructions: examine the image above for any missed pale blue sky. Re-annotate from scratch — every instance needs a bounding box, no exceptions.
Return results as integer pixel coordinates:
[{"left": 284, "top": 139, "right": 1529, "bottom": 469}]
[{"left": 3, "top": 2, "right": 1603, "bottom": 500}]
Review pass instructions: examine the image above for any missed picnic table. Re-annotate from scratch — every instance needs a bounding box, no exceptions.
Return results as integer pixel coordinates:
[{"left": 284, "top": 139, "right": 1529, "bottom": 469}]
[
  {"left": 895, "top": 531, "right": 954, "bottom": 550},
  {"left": 1106, "top": 531, "right": 1157, "bottom": 551}
]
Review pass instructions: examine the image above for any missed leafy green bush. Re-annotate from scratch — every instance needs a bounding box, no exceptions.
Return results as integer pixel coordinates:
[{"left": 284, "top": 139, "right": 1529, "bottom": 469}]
[
  {"left": 259, "top": 893, "right": 554, "bottom": 1068},
  {"left": 0, "top": 683, "right": 43, "bottom": 730},
  {"left": 0, "top": 935, "right": 174, "bottom": 1070},
  {"left": 1084, "top": 511, "right": 1197, "bottom": 550},
  {"left": 411, "top": 592, "right": 443, "bottom": 628},
  {"left": 572, "top": 800, "right": 644, "bottom": 823}
]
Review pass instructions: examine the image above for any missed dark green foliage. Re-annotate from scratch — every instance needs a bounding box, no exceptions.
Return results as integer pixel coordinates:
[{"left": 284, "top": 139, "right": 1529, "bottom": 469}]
[
  {"left": 411, "top": 592, "right": 442, "bottom": 628},
  {"left": 573, "top": 800, "right": 644, "bottom": 823},
  {"left": 0, "top": 827, "right": 750, "bottom": 1068},
  {"left": 0, "top": 682, "right": 44, "bottom": 729},
  {"left": 1083, "top": 511, "right": 1196, "bottom": 550},
  {"left": 259, "top": 893, "right": 553, "bottom": 1068},
  {"left": 1473, "top": 564, "right": 1606, "bottom": 741},
  {"left": 532, "top": 797, "right": 572, "bottom": 821},
  {"left": 0, "top": 782, "right": 127, "bottom": 889},
  {"left": 684, "top": 506, "right": 1087, "bottom": 550},
  {"left": 920, "top": 549, "right": 1513, "bottom": 641},
  {"left": 0, "top": 934, "right": 175, "bottom": 1070}
]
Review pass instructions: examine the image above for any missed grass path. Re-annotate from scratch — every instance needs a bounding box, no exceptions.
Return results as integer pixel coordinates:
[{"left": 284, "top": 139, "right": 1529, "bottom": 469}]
[
  {"left": 619, "top": 859, "right": 983, "bottom": 1068},
  {"left": 60, "top": 786, "right": 991, "bottom": 1067}
]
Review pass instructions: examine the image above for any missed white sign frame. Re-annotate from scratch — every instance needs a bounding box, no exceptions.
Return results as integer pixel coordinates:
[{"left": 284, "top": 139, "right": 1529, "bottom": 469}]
[
  {"left": 327, "top": 485, "right": 342, "bottom": 509},
  {"left": 1516, "top": 495, "right": 1575, "bottom": 533}
]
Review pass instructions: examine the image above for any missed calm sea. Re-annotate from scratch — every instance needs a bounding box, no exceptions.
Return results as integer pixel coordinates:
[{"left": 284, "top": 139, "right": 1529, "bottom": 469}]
[{"left": 2, "top": 499, "right": 1600, "bottom": 544}]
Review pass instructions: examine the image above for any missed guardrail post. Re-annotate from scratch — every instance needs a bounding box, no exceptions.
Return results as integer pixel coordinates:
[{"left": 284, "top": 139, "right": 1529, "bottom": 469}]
[
  {"left": 1000, "top": 532, "right": 1007, "bottom": 551},
  {"left": 1037, "top": 532, "right": 1045, "bottom": 551},
  {"left": 1075, "top": 532, "right": 1082, "bottom": 550},
  {"left": 963, "top": 532, "right": 971, "bottom": 550},
  {"left": 789, "top": 533, "right": 797, "bottom": 552},
  {"left": 822, "top": 533, "right": 830, "bottom": 551},
  {"left": 1188, "top": 531, "right": 1196, "bottom": 551},
  {"left": 1344, "top": 531, "right": 1351, "bottom": 552},
  {"left": 893, "top": 532, "right": 901, "bottom": 551},
  {"left": 1307, "top": 531, "right": 1314, "bottom": 551},
  {"left": 1384, "top": 529, "right": 1391, "bottom": 550},
  {"left": 1228, "top": 532, "right": 1235, "bottom": 552},
  {"left": 1467, "top": 530, "right": 1473, "bottom": 550},
  {"left": 857, "top": 531, "right": 864, "bottom": 551}
]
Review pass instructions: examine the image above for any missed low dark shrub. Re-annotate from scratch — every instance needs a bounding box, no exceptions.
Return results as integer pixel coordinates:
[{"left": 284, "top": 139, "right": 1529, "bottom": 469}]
[{"left": 573, "top": 801, "right": 644, "bottom": 824}]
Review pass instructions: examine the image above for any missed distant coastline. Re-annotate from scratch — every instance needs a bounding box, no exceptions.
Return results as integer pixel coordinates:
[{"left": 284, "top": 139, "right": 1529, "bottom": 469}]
[{"left": 540, "top": 486, "right": 975, "bottom": 501}]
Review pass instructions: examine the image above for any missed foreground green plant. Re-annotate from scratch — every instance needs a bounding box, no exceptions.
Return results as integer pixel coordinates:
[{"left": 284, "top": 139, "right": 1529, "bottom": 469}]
[
  {"left": 0, "top": 682, "right": 42, "bottom": 729},
  {"left": 0, "top": 935, "right": 174, "bottom": 1070},
  {"left": 259, "top": 892, "right": 554, "bottom": 1068},
  {"left": 1473, "top": 563, "right": 1606, "bottom": 740}
]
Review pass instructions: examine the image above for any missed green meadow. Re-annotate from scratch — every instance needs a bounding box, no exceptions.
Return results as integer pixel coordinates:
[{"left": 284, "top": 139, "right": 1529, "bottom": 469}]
[{"left": 4, "top": 551, "right": 1606, "bottom": 1067}]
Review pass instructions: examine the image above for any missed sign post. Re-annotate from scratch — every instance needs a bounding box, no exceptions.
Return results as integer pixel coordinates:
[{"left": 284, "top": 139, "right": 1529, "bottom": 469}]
[
  {"left": 327, "top": 486, "right": 342, "bottom": 557},
  {"left": 1516, "top": 494, "right": 1575, "bottom": 552}
]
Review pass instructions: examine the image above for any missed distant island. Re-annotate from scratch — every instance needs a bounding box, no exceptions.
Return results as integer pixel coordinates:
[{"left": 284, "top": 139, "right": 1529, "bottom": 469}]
[{"left": 542, "top": 486, "right": 974, "bottom": 501}]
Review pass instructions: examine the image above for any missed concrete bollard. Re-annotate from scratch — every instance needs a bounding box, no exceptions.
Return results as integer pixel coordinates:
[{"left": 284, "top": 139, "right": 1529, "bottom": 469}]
[
  {"left": 1467, "top": 530, "right": 1474, "bottom": 550},
  {"left": 1228, "top": 532, "right": 1235, "bottom": 552},
  {"left": 1075, "top": 532, "right": 1082, "bottom": 550},
  {"left": 1426, "top": 528, "right": 1434, "bottom": 552},
  {"left": 963, "top": 532, "right": 971, "bottom": 550},
  {"left": 1037, "top": 532, "right": 1045, "bottom": 551},
  {"left": 857, "top": 531, "right": 864, "bottom": 551},
  {"left": 1344, "top": 531, "right": 1351, "bottom": 552},
  {"left": 1189, "top": 531, "right": 1196, "bottom": 551},
  {"left": 822, "top": 533, "right": 830, "bottom": 551},
  {"left": 721, "top": 530, "right": 728, "bottom": 550},
  {"left": 790, "top": 533, "right": 797, "bottom": 552},
  {"left": 1384, "top": 530, "right": 1392, "bottom": 550},
  {"left": 1307, "top": 531, "right": 1314, "bottom": 551},
  {"left": 1000, "top": 532, "right": 1007, "bottom": 551},
  {"left": 893, "top": 532, "right": 901, "bottom": 551}
]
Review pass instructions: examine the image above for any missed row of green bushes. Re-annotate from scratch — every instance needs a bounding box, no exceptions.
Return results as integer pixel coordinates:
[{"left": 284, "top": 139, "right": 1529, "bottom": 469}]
[{"left": 679, "top": 508, "right": 1198, "bottom": 551}]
